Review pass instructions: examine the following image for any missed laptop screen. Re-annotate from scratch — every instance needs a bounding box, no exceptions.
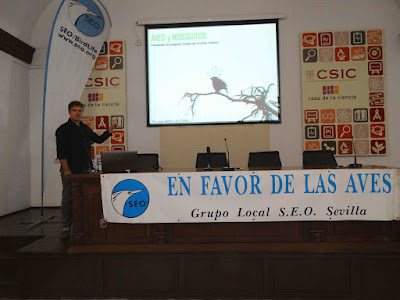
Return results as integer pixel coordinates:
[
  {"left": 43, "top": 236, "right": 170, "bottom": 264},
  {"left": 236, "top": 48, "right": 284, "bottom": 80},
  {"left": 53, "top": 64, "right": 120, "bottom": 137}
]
[{"left": 101, "top": 151, "right": 138, "bottom": 173}]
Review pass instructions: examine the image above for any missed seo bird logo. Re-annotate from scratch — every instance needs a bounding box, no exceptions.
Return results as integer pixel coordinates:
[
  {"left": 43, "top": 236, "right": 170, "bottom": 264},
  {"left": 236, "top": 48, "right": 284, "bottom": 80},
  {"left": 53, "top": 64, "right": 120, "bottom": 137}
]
[
  {"left": 68, "top": 0, "right": 105, "bottom": 37},
  {"left": 111, "top": 179, "right": 149, "bottom": 218}
]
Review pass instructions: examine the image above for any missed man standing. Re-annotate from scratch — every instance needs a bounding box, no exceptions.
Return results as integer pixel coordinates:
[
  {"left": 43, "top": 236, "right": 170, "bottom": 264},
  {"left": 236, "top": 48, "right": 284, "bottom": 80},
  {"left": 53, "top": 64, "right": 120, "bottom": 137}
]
[{"left": 56, "top": 101, "right": 117, "bottom": 240}]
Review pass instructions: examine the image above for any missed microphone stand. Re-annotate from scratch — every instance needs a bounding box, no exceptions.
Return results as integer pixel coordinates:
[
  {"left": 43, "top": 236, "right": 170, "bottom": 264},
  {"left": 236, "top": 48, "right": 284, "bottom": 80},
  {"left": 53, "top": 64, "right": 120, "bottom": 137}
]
[
  {"left": 204, "top": 146, "right": 213, "bottom": 171},
  {"left": 223, "top": 138, "right": 235, "bottom": 171},
  {"left": 349, "top": 136, "right": 362, "bottom": 168}
]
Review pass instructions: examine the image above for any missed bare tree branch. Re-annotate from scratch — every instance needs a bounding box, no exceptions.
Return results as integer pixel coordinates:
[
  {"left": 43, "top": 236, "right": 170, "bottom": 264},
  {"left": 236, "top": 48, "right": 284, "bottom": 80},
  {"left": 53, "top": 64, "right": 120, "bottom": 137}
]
[{"left": 180, "top": 83, "right": 279, "bottom": 120}]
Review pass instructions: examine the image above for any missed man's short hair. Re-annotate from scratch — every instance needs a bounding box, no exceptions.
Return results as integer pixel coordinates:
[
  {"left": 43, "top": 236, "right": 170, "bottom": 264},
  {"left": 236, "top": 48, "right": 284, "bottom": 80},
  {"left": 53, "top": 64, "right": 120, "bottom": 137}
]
[{"left": 68, "top": 101, "right": 84, "bottom": 111}]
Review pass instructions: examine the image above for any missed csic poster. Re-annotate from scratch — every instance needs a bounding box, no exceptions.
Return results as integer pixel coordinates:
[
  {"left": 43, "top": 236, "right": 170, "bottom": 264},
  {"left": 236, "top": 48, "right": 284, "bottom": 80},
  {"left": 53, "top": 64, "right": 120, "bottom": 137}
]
[
  {"left": 79, "top": 40, "right": 127, "bottom": 159},
  {"left": 301, "top": 29, "right": 386, "bottom": 156}
]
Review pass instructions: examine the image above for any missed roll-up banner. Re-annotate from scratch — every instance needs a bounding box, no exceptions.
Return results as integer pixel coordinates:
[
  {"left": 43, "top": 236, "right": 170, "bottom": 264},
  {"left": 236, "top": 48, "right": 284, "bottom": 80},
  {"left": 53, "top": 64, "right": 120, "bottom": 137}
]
[{"left": 42, "top": 0, "right": 111, "bottom": 194}]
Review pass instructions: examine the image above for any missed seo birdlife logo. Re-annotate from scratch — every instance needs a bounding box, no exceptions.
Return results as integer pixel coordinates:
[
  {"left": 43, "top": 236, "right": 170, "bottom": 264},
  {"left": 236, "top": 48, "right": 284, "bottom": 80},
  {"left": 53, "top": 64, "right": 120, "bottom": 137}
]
[
  {"left": 68, "top": 0, "right": 105, "bottom": 37},
  {"left": 111, "top": 180, "right": 149, "bottom": 218}
]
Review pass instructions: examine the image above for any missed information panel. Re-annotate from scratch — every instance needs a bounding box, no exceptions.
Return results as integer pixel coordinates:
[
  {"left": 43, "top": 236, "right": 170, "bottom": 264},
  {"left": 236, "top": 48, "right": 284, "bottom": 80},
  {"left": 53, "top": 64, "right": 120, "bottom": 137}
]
[
  {"left": 301, "top": 30, "right": 386, "bottom": 156},
  {"left": 80, "top": 40, "right": 127, "bottom": 159}
]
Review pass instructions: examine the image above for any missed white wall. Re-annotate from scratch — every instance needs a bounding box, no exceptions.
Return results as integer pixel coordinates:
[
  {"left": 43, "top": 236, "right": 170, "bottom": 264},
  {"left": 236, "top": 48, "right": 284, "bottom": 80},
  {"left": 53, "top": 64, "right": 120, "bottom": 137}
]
[
  {"left": 0, "top": 52, "right": 31, "bottom": 215},
  {"left": 0, "top": 0, "right": 53, "bottom": 42},
  {"left": 0, "top": 0, "right": 54, "bottom": 215},
  {"left": 27, "top": 0, "right": 400, "bottom": 207}
]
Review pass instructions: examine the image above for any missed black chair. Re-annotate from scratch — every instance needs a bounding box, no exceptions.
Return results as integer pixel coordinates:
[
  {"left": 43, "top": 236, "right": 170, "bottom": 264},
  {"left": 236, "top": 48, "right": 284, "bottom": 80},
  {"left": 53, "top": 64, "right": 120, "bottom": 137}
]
[
  {"left": 137, "top": 153, "right": 160, "bottom": 171},
  {"left": 248, "top": 151, "right": 282, "bottom": 169},
  {"left": 303, "top": 150, "right": 337, "bottom": 169},
  {"left": 195, "top": 152, "right": 227, "bottom": 168}
]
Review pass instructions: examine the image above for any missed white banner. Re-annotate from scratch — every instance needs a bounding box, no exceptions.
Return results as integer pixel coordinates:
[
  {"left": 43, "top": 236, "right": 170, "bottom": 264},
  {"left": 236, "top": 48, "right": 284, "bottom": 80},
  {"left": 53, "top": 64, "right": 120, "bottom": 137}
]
[
  {"left": 101, "top": 169, "right": 400, "bottom": 224},
  {"left": 42, "top": 0, "right": 111, "bottom": 191}
]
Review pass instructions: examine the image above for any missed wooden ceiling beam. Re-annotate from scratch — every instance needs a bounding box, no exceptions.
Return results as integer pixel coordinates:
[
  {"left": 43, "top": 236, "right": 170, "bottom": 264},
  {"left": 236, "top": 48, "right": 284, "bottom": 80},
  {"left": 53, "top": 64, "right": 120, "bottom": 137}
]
[{"left": 0, "top": 28, "right": 36, "bottom": 64}]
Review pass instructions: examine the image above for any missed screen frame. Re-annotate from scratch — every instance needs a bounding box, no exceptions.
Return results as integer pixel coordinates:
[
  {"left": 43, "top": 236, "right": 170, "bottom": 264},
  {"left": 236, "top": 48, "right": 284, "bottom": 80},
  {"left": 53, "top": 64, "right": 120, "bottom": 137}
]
[{"left": 145, "top": 18, "right": 281, "bottom": 127}]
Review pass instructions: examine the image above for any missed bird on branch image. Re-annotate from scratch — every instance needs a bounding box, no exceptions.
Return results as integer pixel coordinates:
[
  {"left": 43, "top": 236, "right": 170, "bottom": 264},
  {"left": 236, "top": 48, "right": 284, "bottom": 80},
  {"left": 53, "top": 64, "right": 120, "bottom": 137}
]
[{"left": 180, "top": 76, "right": 279, "bottom": 122}]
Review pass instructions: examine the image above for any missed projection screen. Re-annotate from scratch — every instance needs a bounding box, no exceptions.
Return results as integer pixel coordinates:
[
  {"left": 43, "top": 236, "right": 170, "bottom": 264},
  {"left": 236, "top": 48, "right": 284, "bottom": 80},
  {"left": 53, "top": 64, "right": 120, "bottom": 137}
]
[{"left": 145, "top": 19, "right": 281, "bottom": 126}]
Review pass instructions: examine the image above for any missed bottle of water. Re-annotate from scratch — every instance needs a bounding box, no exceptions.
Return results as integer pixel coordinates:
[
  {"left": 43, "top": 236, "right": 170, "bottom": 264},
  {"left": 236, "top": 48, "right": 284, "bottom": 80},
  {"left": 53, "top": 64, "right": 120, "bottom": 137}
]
[
  {"left": 98, "top": 155, "right": 102, "bottom": 172},
  {"left": 94, "top": 154, "right": 100, "bottom": 172}
]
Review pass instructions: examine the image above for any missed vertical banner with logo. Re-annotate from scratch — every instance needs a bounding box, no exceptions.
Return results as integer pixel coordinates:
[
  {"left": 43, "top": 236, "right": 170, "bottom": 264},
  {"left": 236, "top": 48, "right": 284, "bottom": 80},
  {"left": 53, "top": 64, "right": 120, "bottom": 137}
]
[
  {"left": 79, "top": 40, "right": 127, "bottom": 158},
  {"left": 301, "top": 29, "right": 386, "bottom": 156},
  {"left": 42, "top": 0, "right": 111, "bottom": 193}
]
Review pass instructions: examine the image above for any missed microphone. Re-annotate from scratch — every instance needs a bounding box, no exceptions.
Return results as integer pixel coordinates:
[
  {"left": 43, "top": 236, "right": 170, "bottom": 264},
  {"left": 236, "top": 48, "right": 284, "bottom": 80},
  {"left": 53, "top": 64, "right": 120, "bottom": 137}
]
[
  {"left": 223, "top": 138, "right": 235, "bottom": 171},
  {"left": 348, "top": 136, "right": 362, "bottom": 168},
  {"left": 204, "top": 146, "right": 213, "bottom": 171}
]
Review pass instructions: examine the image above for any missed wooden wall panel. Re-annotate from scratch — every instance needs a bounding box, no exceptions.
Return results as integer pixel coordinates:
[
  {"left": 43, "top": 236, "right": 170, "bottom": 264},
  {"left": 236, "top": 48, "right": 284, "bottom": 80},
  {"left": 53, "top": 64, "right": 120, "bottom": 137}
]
[
  {"left": 353, "top": 255, "right": 400, "bottom": 298},
  {"left": 103, "top": 255, "right": 179, "bottom": 297},
  {"left": 19, "top": 255, "right": 100, "bottom": 298},
  {"left": 17, "top": 250, "right": 400, "bottom": 299},
  {"left": 184, "top": 254, "right": 263, "bottom": 298},
  {"left": 327, "top": 221, "right": 396, "bottom": 242},
  {"left": 267, "top": 255, "right": 351, "bottom": 298},
  {"left": 172, "top": 222, "right": 304, "bottom": 243}
]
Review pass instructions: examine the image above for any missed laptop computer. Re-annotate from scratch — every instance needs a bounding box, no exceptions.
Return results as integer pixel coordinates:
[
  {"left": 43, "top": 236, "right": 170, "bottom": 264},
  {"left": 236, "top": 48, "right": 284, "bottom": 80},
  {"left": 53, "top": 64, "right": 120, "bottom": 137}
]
[{"left": 101, "top": 151, "right": 138, "bottom": 173}]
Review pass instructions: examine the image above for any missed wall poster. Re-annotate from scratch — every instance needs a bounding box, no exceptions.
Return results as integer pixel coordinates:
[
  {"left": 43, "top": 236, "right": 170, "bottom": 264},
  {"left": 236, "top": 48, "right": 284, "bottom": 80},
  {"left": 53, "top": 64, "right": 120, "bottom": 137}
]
[
  {"left": 301, "top": 30, "right": 386, "bottom": 156},
  {"left": 79, "top": 40, "right": 127, "bottom": 159}
]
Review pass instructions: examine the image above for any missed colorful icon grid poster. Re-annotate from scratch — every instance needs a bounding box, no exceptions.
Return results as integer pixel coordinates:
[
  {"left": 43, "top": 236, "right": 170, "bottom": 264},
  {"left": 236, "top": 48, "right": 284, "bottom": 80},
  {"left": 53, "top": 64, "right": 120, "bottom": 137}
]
[
  {"left": 300, "top": 30, "right": 386, "bottom": 156},
  {"left": 79, "top": 40, "right": 127, "bottom": 159}
]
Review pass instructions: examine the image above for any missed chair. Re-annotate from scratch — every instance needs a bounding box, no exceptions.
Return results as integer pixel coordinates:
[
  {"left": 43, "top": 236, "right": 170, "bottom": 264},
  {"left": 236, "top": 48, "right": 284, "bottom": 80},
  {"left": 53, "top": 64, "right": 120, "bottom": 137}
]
[
  {"left": 195, "top": 152, "right": 227, "bottom": 168},
  {"left": 303, "top": 150, "right": 337, "bottom": 169},
  {"left": 137, "top": 153, "right": 160, "bottom": 171},
  {"left": 248, "top": 151, "right": 282, "bottom": 169}
]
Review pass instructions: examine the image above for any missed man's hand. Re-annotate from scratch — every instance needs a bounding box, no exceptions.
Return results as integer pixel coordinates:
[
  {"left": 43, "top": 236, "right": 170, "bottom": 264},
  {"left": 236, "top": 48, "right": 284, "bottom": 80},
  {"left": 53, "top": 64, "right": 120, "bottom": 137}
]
[
  {"left": 60, "top": 159, "right": 71, "bottom": 175},
  {"left": 108, "top": 120, "right": 118, "bottom": 133}
]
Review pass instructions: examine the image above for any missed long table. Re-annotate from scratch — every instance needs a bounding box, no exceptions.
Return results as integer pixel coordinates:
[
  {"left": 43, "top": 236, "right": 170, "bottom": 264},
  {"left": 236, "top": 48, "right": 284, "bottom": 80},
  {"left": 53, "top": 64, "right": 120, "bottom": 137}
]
[
  {"left": 68, "top": 166, "right": 400, "bottom": 250},
  {"left": 65, "top": 167, "right": 400, "bottom": 299},
  {"left": 100, "top": 166, "right": 399, "bottom": 224}
]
